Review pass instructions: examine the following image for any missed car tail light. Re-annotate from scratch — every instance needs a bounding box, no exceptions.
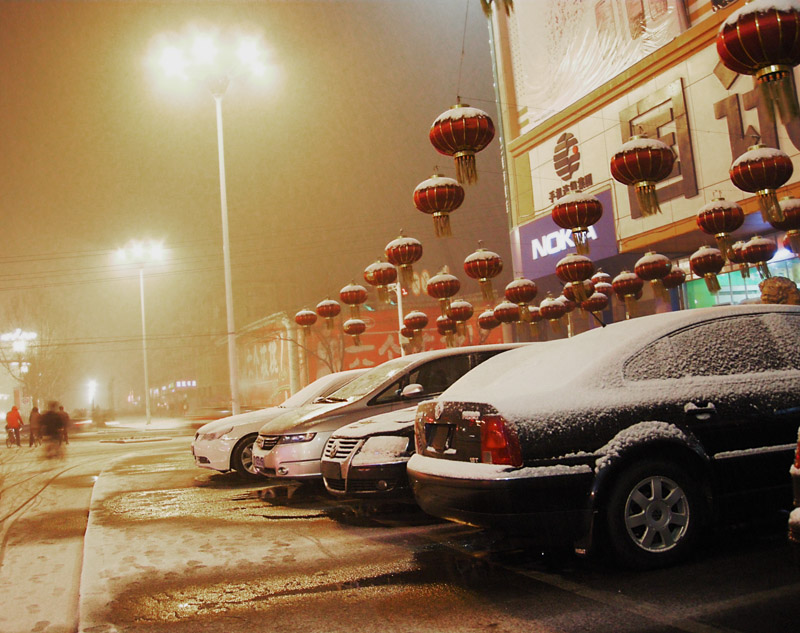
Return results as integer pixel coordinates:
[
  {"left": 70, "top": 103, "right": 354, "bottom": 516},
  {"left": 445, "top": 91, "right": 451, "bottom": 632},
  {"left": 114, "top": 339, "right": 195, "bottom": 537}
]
[
  {"left": 794, "top": 430, "right": 800, "bottom": 470},
  {"left": 480, "top": 415, "right": 522, "bottom": 466}
]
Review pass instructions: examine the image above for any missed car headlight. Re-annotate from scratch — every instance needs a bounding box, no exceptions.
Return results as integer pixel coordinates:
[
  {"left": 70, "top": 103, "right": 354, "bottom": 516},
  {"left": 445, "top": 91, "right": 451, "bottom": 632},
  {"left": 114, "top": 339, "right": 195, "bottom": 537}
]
[
  {"left": 277, "top": 432, "right": 317, "bottom": 444},
  {"left": 200, "top": 427, "right": 234, "bottom": 441}
]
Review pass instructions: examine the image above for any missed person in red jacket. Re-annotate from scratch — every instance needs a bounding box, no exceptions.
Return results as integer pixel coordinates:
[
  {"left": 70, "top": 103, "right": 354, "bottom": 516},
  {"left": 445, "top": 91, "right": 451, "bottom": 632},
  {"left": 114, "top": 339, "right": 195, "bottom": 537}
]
[{"left": 5, "top": 406, "right": 23, "bottom": 447}]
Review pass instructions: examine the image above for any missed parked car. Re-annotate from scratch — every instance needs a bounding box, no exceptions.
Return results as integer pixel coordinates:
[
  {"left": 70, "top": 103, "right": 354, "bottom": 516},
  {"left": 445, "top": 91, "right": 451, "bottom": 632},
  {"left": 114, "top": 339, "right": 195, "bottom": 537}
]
[
  {"left": 408, "top": 305, "right": 800, "bottom": 569},
  {"left": 252, "top": 344, "right": 529, "bottom": 481},
  {"left": 191, "top": 369, "right": 365, "bottom": 478}
]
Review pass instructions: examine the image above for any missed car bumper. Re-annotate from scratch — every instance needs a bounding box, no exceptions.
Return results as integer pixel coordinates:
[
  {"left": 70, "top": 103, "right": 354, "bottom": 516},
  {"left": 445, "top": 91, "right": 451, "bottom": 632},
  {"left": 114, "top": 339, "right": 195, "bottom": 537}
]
[
  {"left": 191, "top": 438, "right": 235, "bottom": 472},
  {"left": 252, "top": 432, "right": 331, "bottom": 479},
  {"left": 321, "top": 458, "right": 411, "bottom": 497},
  {"left": 407, "top": 454, "right": 594, "bottom": 544}
]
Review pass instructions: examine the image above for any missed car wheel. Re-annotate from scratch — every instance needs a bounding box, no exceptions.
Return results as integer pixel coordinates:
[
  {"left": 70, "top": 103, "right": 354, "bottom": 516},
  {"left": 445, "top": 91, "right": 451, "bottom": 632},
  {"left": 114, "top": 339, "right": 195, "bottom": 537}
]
[
  {"left": 231, "top": 434, "right": 261, "bottom": 479},
  {"left": 604, "top": 460, "right": 705, "bottom": 570}
]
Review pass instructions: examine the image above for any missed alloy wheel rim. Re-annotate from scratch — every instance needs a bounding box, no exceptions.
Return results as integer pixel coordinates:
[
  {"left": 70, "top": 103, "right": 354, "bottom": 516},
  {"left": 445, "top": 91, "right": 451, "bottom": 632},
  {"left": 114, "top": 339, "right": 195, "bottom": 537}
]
[
  {"left": 242, "top": 444, "right": 256, "bottom": 474},
  {"left": 623, "top": 475, "right": 689, "bottom": 553}
]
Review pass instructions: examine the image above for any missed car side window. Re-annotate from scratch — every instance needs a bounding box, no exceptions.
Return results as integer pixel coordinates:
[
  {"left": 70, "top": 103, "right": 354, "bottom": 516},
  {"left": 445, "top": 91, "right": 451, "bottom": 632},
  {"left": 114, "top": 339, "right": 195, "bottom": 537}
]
[
  {"left": 763, "top": 312, "right": 800, "bottom": 370},
  {"left": 623, "top": 338, "right": 681, "bottom": 381},
  {"left": 370, "top": 356, "right": 473, "bottom": 405},
  {"left": 667, "top": 316, "right": 786, "bottom": 376}
]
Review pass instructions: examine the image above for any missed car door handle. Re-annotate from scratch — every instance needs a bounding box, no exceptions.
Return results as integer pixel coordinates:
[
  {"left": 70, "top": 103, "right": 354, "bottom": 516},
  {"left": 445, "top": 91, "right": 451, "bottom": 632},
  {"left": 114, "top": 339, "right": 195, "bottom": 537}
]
[{"left": 684, "top": 402, "right": 716, "bottom": 420}]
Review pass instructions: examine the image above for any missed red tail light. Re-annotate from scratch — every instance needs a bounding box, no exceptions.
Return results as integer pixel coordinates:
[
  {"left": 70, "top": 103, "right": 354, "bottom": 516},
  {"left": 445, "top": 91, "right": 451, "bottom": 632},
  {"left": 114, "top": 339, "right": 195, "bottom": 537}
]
[
  {"left": 794, "top": 432, "right": 800, "bottom": 470},
  {"left": 480, "top": 415, "right": 522, "bottom": 466}
]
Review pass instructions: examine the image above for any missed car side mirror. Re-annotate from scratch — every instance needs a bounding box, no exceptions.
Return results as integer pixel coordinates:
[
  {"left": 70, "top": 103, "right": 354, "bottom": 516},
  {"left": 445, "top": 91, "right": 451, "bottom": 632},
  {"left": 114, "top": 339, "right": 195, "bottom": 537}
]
[{"left": 400, "top": 383, "right": 424, "bottom": 398}]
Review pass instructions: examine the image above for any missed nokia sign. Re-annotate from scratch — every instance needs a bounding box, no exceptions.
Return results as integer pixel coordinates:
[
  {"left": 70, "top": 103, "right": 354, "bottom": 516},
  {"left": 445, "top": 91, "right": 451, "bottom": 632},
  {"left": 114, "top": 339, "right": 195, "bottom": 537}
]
[{"left": 518, "top": 188, "right": 618, "bottom": 281}]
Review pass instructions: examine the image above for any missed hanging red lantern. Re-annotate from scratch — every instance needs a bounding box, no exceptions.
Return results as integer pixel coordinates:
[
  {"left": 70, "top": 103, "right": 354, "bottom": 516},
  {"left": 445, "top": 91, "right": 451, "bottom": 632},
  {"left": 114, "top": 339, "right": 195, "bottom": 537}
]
[
  {"left": 315, "top": 299, "right": 341, "bottom": 329},
  {"left": 385, "top": 234, "right": 423, "bottom": 287},
  {"left": 634, "top": 251, "right": 672, "bottom": 301},
  {"left": 343, "top": 318, "right": 366, "bottom": 346},
  {"left": 742, "top": 235, "right": 777, "bottom": 279},
  {"left": 436, "top": 315, "right": 457, "bottom": 347},
  {"left": 400, "top": 325, "right": 415, "bottom": 340},
  {"left": 696, "top": 196, "right": 745, "bottom": 260},
  {"left": 539, "top": 294, "right": 567, "bottom": 333},
  {"left": 464, "top": 247, "right": 503, "bottom": 302},
  {"left": 717, "top": 0, "right": 800, "bottom": 124},
  {"left": 551, "top": 192, "right": 603, "bottom": 255},
  {"left": 413, "top": 173, "right": 465, "bottom": 238},
  {"left": 403, "top": 310, "right": 428, "bottom": 348},
  {"left": 610, "top": 135, "right": 675, "bottom": 216},
  {"left": 662, "top": 267, "right": 686, "bottom": 290},
  {"left": 730, "top": 144, "right": 792, "bottom": 224},
  {"left": 340, "top": 282, "right": 368, "bottom": 319},
  {"left": 581, "top": 291, "right": 609, "bottom": 317},
  {"left": 364, "top": 260, "right": 397, "bottom": 304},
  {"left": 556, "top": 295, "right": 577, "bottom": 314},
  {"left": 448, "top": 299, "right": 474, "bottom": 336},
  {"left": 690, "top": 246, "right": 725, "bottom": 294},
  {"left": 429, "top": 104, "right": 495, "bottom": 185},
  {"left": 562, "top": 279, "right": 594, "bottom": 303},
  {"left": 594, "top": 281, "right": 614, "bottom": 298},
  {"left": 612, "top": 271, "right": 644, "bottom": 320},
  {"left": 774, "top": 196, "right": 800, "bottom": 254},
  {"left": 493, "top": 300, "right": 521, "bottom": 324},
  {"left": 426, "top": 271, "right": 461, "bottom": 317},
  {"left": 504, "top": 277, "right": 538, "bottom": 322},
  {"left": 478, "top": 309, "right": 500, "bottom": 331},
  {"left": 728, "top": 240, "right": 751, "bottom": 279},
  {"left": 591, "top": 270, "right": 612, "bottom": 285},
  {"left": 294, "top": 309, "right": 318, "bottom": 334},
  {"left": 555, "top": 253, "right": 595, "bottom": 303}
]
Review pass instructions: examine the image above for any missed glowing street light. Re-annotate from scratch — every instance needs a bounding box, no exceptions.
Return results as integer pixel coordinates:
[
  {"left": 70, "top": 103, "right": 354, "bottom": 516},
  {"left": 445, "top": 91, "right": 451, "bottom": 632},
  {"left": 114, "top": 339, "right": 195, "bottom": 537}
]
[
  {"left": 116, "top": 240, "right": 166, "bottom": 425},
  {"left": 155, "top": 29, "right": 271, "bottom": 416},
  {"left": 87, "top": 379, "right": 98, "bottom": 412}
]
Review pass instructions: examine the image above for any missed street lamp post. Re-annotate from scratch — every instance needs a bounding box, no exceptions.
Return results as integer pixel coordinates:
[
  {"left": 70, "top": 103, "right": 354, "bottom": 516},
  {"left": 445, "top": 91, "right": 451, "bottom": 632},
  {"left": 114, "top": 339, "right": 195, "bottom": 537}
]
[
  {"left": 116, "top": 241, "right": 165, "bottom": 425},
  {"left": 157, "top": 34, "right": 269, "bottom": 416},
  {"left": 1, "top": 329, "right": 37, "bottom": 407}
]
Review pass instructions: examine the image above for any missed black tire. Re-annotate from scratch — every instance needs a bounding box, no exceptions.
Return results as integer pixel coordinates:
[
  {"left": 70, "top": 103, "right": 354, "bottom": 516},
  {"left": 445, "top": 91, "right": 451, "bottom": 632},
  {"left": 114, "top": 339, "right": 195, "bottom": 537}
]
[
  {"left": 231, "top": 434, "right": 261, "bottom": 479},
  {"left": 604, "top": 460, "right": 706, "bottom": 570}
]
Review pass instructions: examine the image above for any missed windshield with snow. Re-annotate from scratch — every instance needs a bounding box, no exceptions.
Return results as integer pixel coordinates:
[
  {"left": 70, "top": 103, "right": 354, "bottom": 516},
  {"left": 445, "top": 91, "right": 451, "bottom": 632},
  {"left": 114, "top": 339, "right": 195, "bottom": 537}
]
[{"left": 321, "top": 357, "right": 416, "bottom": 402}]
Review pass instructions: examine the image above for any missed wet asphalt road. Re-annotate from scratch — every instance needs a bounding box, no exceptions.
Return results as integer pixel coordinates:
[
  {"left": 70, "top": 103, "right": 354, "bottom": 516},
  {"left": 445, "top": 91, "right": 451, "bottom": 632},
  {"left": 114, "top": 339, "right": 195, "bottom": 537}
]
[{"left": 3, "top": 428, "right": 800, "bottom": 633}]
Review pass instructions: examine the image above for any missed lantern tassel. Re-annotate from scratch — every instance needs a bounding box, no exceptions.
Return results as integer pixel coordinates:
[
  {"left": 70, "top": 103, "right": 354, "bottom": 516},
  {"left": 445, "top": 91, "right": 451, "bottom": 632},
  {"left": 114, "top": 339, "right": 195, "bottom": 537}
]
[
  {"left": 480, "top": 280, "right": 495, "bottom": 303},
  {"left": 714, "top": 233, "right": 733, "bottom": 263},
  {"left": 325, "top": 317, "right": 335, "bottom": 330},
  {"left": 433, "top": 213, "right": 452, "bottom": 238},
  {"left": 400, "top": 265, "right": 414, "bottom": 287},
  {"left": 350, "top": 306, "right": 361, "bottom": 319},
  {"left": 440, "top": 298, "right": 451, "bottom": 318},
  {"left": 454, "top": 151, "right": 478, "bottom": 185},
  {"left": 572, "top": 229, "right": 591, "bottom": 256},
  {"left": 445, "top": 332, "right": 455, "bottom": 348},
  {"left": 634, "top": 182, "right": 662, "bottom": 216},
  {"left": 548, "top": 318, "right": 563, "bottom": 335},
  {"left": 704, "top": 274, "right": 721, "bottom": 294},
  {"left": 652, "top": 279, "right": 669, "bottom": 302},
  {"left": 738, "top": 264, "right": 751, "bottom": 280},
  {"left": 756, "top": 263, "right": 772, "bottom": 279},
  {"left": 529, "top": 322, "right": 540, "bottom": 341},
  {"left": 571, "top": 281, "right": 589, "bottom": 303},
  {"left": 518, "top": 304, "right": 530, "bottom": 322},
  {"left": 623, "top": 295, "right": 638, "bottom": 320},
  {"left": 757, "top": 190, "right": 785, "bottom": 224},
  {"left": 351, "top": 334, "right": 361, "bottom": 346},
  {"left": 377, "top": 286, "right": 389, "bottom": 303},
  {"left": 759, "top": 70, "right": 800, "bottom": 126}
]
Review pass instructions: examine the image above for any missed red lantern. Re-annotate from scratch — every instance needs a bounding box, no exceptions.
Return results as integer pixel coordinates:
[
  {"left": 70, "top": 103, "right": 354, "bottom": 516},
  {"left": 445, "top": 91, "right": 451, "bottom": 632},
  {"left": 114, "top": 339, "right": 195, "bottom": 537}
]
[
  {"left": 504, "top": 277, "right": 538, "bottom": 322},
  {"left": 594, "top": 281, "right": 613, "bottom": 298},
  {"left": 563, "top": 280, "right": 594, "bottom": 303},
  {"left": 294, "top": 309, "right": 317, "bottom": 333},
  {"left": 400, "top": 325, "right": 415, "bottom": 341},
  {"left": 448, "top": 299, "right": 474, "bottom": 335},
  {"left": 429, "top": 104, "right": 495, "bottom": 185},
  {"left": 343, "top": 318, "right": 366, "bottom": 346},
  {"left": 493, "top": 301, "right": 520, "bottom": 324},
  {"left": 364, "top": 260, "right": 397, "bottom": 303},
  {"left": 612, "top": 271, "right": 644, "bottom": 320},
  {"left": 717, "top": 0, "right": 800, "bottom": 124},
  {"left": 728, "top": 240, "right": 751, "bottom": 279},
  {"left": 464, "top": 248, "right": 503, "bottom": 302},
  {"left": 385, "top": 234, "right": 423, "bottom": 286},
  {"left": 610, "top": 135, "right": 675, "bottom": 216},
  {"left": 315, "top": 299, "right": 341, "bottom": 329},
  {"left": 581, "top": 291, "right": 609, "bottom": 315},
  {"left": 540, "top": 294, "right": 567, "bottom": 333},
  {"left": 774, "top": 197, "right": 800, "bottom": 254},
  {"left": 436, "top": 315, "right": 457, "bottom": 347},
  {"left": 413, "top": 173, "right": 465, "bottom": 238},
  {"left": 551, "top": 192, "right": 603, "bottom": 255},
  {"left": 634, "top": 251, "right": 672, "bottom": 301},
  {"left": 426, "top": 271, "right": 461, "bottom": 317},
  {"left": 696, "top": 196, "right": 745, "bottom": 259},
  {"left": 662, "top": 267, "right": 686, "bottom": 290},
  {"left": 591, "top": 270, "right": 612, "bottom": 285},
  {"left": 403, "top": 310, "right": 428, "bottom": 348},
  {"left": 730, "top": 144, "right": 792, "bottom": 224},
  {"left": 340, "top": 282, "right": 368, "bottom": 319},
  {"left": 556, "top": 295, "right": 577, "bottom": 314},
  {"left": 478, "top": 309, "right": 500, "bottom": 330},
  {"left": 555, "top": 253, "right": 595, "bottom": 303},
  {"left": 742, "top": 235, "right": 777, "bottom": 279},
  {"left": 690, "top": 246, "right": 725, "bottom": 294}
]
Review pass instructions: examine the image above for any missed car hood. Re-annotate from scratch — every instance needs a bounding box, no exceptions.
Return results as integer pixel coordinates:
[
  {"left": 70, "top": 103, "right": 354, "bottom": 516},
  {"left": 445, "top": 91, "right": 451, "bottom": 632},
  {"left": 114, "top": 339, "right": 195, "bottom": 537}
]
[
  {"left": 330, "top": 405, "right": 419, "bottom": 439},
  {"left": 257, "top": 400, "right": 353, "bottom": 435},
  {"left": 196, "top": 406, "right": 294, "bottom": 435}
]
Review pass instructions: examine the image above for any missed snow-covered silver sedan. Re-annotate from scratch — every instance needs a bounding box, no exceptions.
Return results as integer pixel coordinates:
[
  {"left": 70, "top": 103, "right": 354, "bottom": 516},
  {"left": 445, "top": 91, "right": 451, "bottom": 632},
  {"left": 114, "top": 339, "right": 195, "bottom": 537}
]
[
  {"left": 191, "top": 369, "right": 364, "bottom": 478},
  {"left": 409, "top": 305, "right": 800, "bottom": 569}
]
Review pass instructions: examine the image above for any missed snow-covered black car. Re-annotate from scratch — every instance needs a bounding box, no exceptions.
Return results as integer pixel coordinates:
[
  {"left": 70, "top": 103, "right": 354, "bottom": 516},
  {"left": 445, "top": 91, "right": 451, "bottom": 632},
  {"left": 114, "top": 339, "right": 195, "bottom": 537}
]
[{"left": 408, "top": 305, "right": 800, "bottom": 569}]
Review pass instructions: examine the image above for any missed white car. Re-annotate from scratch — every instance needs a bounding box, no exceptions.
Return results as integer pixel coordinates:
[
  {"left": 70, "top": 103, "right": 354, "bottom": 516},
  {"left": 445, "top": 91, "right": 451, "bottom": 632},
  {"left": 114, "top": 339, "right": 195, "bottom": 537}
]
[
  {"left": 251, "top": 344, "right": 529, "bottom": 481},
  {"left": 191, "top": 369, "right": 365, "bottom": 478}
]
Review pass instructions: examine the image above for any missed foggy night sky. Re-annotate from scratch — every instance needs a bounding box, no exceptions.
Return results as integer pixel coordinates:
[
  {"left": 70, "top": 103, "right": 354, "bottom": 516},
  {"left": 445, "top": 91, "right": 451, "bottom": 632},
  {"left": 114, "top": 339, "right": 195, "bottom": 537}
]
[{"left": 0, "top": 0, "right": 512, "bottom": 407}]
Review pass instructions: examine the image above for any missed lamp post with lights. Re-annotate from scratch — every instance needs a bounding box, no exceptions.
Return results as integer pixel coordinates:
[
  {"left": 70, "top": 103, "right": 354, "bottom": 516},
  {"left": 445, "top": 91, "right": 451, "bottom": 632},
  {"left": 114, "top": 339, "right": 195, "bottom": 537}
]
[
  {"left": 1, "top": 329, "right": 36, "bottom": 407},
  {"left": 157, "top": 32, "right": 269, "bottom": 416},
  {"left": 115, "top": 240, "right": 165, "bottom": 425}
]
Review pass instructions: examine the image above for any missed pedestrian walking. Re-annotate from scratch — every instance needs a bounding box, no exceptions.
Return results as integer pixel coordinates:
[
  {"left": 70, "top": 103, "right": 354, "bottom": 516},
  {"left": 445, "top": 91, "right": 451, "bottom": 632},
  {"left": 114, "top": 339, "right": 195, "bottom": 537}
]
[
  {"left": 58, "top": 405, "right": 70, "bottom": 444},
  {"left": 5, "top": 406, "right": 22, "bottom": 447},
  {"left": 28, "top": 406, "right": 41, "bottom": 447},
  {"left": 40, "top": 401, "right": 64, "bottom": 459}
]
